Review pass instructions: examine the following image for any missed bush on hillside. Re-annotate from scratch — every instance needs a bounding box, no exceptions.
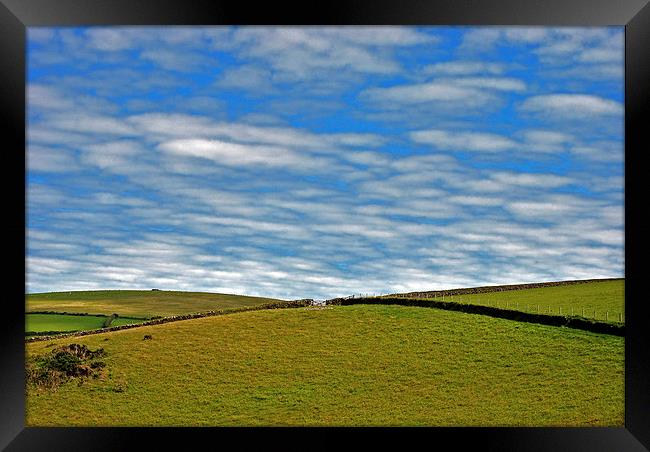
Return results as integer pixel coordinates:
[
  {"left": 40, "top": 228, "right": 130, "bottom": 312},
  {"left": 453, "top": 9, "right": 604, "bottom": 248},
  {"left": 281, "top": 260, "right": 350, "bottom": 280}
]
[{"left": 26, "top": 344, "right": 108, "bottom": 391}]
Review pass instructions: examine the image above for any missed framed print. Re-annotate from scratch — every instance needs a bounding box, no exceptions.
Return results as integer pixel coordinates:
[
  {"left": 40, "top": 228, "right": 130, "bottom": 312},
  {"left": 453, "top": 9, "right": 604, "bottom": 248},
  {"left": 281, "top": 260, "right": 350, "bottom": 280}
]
[{"left": 2, "top": 0, "right": 649, "bottom": 450}]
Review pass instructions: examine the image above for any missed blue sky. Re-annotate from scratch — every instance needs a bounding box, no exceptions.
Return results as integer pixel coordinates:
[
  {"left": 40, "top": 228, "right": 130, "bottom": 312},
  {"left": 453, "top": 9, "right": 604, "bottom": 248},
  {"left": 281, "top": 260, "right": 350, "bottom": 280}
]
[{"left": 26, "top": 26, "right": 624, "bottom": 299}]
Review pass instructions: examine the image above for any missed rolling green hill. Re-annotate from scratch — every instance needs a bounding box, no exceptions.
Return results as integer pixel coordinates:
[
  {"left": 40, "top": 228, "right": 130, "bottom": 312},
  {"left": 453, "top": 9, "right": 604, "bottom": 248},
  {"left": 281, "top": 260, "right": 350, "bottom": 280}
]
[
  {"left": 26, "top": 290, "right": 287, "bottom": 318},
  {"left": 395, "top": 279, "right": 624, "bottom": 323},
  {"left": 25, "top": 304, "right": 623, "bottom": 427}
]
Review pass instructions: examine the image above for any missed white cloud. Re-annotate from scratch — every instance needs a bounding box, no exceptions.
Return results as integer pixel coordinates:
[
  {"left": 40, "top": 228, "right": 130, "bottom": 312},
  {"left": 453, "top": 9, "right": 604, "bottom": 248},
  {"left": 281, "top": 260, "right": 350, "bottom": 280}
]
[
  {"left": 520, "top": 94, "right": 623, "bottom": 117},
  {"left": 491, "top": 172, "right": 572, "bottom": 188},
  {"left": 81, "top": 140, "right": 146, "bottom": 171},
  {"left": 505, "top": 195, "right": 603, "bottom": 222},
  {"left": 451, "top": 77, "right": 526, "bottom": 92},
  {"left": 139, "top": 49, "right": 211, "bottom": 72},
  {"left": 578, "top": 47, "right": 622, "bottom": 63},
  {"left": 521, "top": 130, "right": 573, "bottom": 152},
  {"left": 448, "top": 195, "right": 503, "bottom": 206},
  {"left": 542, "top": 64, "right": 623, "bottom": 82},
  {"left": 28, "top": 84, "right": 75, "bottom": 111},
  {"left": 226, "top": 27, "right": 437, "bottom": 79},
  {"left": 459, "top": 28, "right": 502, "bottom": 51},
  {"left": 570, "top": 142, "right": 623, "bottom": 162},
  {"left": 410, "top": 130, "right": 517, "bottom": 152},
  {"left": 361, "top": 76, "right": 525, "bottom": 112},
  {"left": 85, "top": 28, "right": 134, "bottom": 51},
  {"left": 461, "top": 27, "right": 620, "bottom": 60},
  {"left": 127, "top": 113, "right": 385, "bottom": 152},
  {"left": 363, "top": 81, "right": 492, "bottom": 105},
  {"left": 27, "top": 145, "right": 80, "bottom": 173},
  {"left": 157, "top": 138, "right": 325, "bottom": 170},
  {"left": 48, "top": 114, "right": 138, "bottom": 136},
  {"left": 27, "top": 184, "right": 66, "bottom": 205},
  {"left": 423, "top": 61, "right": 506, "bottom": 75},
  {"left": 215, "top": 65, "right": 275, "bottom": 91}
]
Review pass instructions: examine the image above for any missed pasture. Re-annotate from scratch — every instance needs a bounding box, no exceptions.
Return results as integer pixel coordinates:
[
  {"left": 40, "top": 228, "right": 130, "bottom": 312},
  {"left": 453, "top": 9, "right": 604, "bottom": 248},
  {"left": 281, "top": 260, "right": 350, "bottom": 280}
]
[
  {"left": 26, "top": 290, "right": 286, "bottom": 318},
  {"left": 25, "top": 304, "right": 623, "bottom": 427},
  {"left": 26, "top": 313, "right": 146, "bottom": 336},
  {"left": 414, "top": 279, "right": 624, "bottom": 323}
]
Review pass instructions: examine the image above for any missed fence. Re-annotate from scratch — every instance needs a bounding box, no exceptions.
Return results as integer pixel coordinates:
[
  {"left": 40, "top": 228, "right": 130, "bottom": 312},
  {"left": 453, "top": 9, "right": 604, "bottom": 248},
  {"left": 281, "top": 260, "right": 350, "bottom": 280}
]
[{"left": 439, "top": 296, "right": 625, "bottom": 323}]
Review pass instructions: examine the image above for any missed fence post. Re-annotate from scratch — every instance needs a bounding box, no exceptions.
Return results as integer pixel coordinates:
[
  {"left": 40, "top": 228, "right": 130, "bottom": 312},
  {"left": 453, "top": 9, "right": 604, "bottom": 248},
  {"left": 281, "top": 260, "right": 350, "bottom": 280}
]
[
  {"left": 606, "top": 311, "right": 609, "bottom": 321},
  {"left": 619, "top": 313, "right": 622, "bottom": 322}
]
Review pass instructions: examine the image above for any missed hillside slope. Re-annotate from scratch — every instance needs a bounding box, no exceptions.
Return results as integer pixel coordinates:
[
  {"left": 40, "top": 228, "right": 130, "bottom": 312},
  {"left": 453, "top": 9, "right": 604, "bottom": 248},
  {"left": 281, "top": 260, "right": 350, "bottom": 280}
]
[
  {"left": 379, "top": 279, "right": 624, "bottom": 324},
  {"left": 26, "top": 290, "right": 286, "bottom": 318},
  {"left": 26, "top": 304, "right": 623, "bottom": 427}
]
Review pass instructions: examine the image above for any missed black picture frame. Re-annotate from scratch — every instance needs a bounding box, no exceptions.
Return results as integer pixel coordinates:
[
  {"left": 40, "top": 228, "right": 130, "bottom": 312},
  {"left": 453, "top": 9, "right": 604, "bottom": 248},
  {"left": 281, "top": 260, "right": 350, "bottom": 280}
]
[{"left": 2, "top": 0, "right": 648, "bottom": 450}]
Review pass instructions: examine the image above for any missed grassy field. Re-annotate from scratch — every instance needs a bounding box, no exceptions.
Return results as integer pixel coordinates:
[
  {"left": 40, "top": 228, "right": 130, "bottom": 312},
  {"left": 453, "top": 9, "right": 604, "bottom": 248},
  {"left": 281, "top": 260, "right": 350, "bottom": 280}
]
[
  {"left": 413, "top": 280, "right": 624, "bottom": 323},
  {"left": 26, "top": 313, "right": 146, "bottom": 334},
  {"left": 26, "top": 304, "right": 623, "bottom": 427},
  {"left": 26, "top": 290, "right": 286, "bottom": 318}
]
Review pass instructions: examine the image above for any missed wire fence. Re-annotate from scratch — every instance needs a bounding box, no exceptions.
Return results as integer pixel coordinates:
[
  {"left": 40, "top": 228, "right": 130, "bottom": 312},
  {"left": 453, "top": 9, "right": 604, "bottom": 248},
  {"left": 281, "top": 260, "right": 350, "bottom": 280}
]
[
  {"left": 427, "top": 294, "right": 624, "bottom": 323},
  {"left": 339, "top": 293, "right": 624, "bottom": 323}
]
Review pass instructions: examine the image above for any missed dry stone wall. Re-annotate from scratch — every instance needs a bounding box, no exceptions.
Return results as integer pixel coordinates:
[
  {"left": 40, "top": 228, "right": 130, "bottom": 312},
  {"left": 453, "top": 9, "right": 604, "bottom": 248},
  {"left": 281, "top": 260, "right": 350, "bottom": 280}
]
[
  {"left": 26, "top": 300, "right": 312, "bottom": 343},
  {"left": 325, "top": 296, "right": 624, "bottom": 336}
]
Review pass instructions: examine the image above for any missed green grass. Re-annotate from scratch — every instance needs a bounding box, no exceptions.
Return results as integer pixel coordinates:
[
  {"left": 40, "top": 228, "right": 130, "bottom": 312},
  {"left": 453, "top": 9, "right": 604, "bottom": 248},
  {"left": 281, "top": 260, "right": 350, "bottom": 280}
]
[
  {"left": 26, "top": 290, "right": 286, "bottom": 318},
  {"left": 412, "top": 280, "right": 624, "bottom": 323},
  {"left": 26, "top": 313, "right": 146, "bottom": 334},
  {"left": 26, "top": 304, "right": 623, "bottom": 427},
  {"left": 110, "top": 317, "right": 149, "bottom": 327}
]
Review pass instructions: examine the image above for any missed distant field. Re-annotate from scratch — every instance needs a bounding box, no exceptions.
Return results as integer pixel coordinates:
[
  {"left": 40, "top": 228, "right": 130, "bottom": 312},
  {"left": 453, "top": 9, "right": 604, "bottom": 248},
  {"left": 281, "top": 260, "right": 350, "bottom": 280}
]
[
  {"left": 411, "top": 280, "right": 624, "bottom": 323},
  {"left": 26, "top": 304, "right": 623, "bottom": 427},
  {"left": 26, "top": 313, "right": 146, "bottom": 335},
  {"left": 26, "top": 290, "right": 286, "bottom": 318}
]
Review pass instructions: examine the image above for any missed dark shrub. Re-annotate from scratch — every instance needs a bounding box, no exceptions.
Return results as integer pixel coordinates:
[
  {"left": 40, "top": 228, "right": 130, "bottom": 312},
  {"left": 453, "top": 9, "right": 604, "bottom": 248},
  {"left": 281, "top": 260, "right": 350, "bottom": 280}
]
[
  {"left": 48, "top": 351, "right": 83, "bottom": 375},
  {"left": 27, "top": 344, "right": 109, "bottom": 391}
]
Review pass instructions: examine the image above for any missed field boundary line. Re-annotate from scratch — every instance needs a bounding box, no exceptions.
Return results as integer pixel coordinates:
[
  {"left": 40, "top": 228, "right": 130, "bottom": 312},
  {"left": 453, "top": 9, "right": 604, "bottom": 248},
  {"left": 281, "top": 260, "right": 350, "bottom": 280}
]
[
  {"left": 325, "top": 297, "right": 624, "bottom": 336},
  {"left": 25, "top": 300, "right": 312, "bottom": 342},
  {"left": 26, "top": 311, "right": 153, "bottom": 320}
]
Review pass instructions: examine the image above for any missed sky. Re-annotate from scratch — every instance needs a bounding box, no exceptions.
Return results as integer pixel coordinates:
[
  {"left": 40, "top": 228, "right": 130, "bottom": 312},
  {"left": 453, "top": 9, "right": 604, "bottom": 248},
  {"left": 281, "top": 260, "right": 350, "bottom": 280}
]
[{"left": 26, "top": 26, "right": 624, "bottom": 300}]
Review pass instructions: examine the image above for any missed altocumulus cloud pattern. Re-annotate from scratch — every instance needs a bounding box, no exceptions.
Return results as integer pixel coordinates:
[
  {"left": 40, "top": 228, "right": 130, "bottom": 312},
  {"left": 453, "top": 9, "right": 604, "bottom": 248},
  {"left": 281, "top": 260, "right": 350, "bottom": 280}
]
[{"left": 26, "top": 26, "right": 624, "bottom": 300}]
